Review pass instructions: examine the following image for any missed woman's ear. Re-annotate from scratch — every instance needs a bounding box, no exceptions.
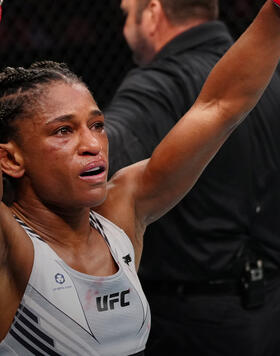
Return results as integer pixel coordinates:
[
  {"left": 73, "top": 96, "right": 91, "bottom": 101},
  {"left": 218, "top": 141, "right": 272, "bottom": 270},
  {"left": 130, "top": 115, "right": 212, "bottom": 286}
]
[{"left": 0, "top": 142, "right": 25, "bottom": 178}]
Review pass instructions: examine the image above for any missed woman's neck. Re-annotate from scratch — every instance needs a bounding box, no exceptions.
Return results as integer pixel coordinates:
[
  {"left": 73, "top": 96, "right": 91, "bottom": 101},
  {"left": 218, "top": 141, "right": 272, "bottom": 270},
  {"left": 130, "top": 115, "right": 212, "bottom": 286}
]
[{"left": 10, "top": 199, "right": 93, "bottom": 248}]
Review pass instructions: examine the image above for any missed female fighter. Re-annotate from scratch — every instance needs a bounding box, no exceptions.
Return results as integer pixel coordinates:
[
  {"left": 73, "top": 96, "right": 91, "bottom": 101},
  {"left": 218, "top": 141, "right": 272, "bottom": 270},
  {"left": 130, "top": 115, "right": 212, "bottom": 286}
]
[{"left": 0, "top": 1, "right": 280, "bottom": 355}]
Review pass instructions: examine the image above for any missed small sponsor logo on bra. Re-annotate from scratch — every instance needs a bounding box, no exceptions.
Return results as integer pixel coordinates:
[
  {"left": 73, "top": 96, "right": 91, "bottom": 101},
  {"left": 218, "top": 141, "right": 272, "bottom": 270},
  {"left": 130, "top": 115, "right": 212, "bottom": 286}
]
[
  {"left": 123, "top": 254, "right": 132, "bottom": 265},
  {"left": 53, "top": 273, "right": 72, "bottom": 291},
  {"left": 55, "top": 273, "right": 65, "bottom": 284}
]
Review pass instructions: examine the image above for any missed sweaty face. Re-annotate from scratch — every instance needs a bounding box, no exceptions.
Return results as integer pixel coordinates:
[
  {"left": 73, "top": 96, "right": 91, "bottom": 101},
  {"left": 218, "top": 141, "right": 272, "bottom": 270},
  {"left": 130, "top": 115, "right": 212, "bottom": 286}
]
[
  {"left": 121, "top": 0, "right": 155, "bottom": 65},
  {"left": 16, "top": 81, "right": 109, "bottom": 210}
]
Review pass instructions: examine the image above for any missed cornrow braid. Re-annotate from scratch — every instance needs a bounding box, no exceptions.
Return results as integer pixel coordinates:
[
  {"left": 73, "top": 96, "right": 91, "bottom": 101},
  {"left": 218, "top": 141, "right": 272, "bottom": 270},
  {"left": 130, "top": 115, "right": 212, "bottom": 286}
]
[
  {"left": 0, "top": 60, "right": 84, "bottom": 205},
  {"left": 0, "top": 60, "right": 82, "bottom": 143}
]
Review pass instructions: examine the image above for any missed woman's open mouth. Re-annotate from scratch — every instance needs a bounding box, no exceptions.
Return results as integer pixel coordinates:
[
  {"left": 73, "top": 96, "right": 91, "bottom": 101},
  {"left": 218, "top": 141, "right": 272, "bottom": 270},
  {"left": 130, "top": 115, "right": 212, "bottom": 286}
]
[
  {"left": 80, "top": 166, "right": 105, "bottom": 177},
  {"left": 79, "top": 161, "right": 107, "bottom": 183}
]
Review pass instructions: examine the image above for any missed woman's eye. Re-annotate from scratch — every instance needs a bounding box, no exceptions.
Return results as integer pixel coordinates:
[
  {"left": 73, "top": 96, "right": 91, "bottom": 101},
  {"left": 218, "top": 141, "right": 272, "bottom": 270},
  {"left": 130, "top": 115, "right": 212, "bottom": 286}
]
[
  {"left": 92, "top": 122, "right": 104, "bottom": 131},
  {"left": 55, "top": 126, "right": 72, "bottom": 135}
]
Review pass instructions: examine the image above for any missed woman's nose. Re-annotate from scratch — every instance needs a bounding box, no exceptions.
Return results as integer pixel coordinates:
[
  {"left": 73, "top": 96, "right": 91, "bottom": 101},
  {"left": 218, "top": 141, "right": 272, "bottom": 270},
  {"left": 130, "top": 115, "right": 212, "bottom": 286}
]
[{"left": 77, "top": 128, "right": 102, "bottom": 155}]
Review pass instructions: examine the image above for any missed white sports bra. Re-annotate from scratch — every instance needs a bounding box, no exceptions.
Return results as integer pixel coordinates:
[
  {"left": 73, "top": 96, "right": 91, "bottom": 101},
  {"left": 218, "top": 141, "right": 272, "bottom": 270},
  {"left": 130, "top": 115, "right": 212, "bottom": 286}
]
[{"left": 0, "top": 211, "right": 150, "bottom": 356}]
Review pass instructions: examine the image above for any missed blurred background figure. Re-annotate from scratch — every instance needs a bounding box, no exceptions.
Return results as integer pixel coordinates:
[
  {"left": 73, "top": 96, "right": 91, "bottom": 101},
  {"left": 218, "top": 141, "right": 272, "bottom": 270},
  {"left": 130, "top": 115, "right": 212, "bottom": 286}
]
[
  {"left": 0, "top": 0, "right": 264, "bottom": 109},
  {"left": 104, "top": 1, "right": 280, "bottom": 356}
]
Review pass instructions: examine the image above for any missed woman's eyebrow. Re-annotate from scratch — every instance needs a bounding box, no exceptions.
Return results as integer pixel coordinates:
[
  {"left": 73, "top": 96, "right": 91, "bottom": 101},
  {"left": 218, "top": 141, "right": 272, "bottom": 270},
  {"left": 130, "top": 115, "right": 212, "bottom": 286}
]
[
  {"left": 90, "top": 109, "right": 104, "bottom": 118},
  {"left": 45, "top": 110, "right": 103, "bottom": 126},
  {"left": 45, "top": 114, "right": 74, "bottom": 126}
]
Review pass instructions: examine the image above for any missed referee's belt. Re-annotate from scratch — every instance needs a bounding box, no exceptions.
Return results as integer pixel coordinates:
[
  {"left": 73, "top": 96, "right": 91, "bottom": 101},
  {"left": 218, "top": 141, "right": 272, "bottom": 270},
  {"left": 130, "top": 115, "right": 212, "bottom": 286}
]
[{"left": 140, "top": 270, "right": 280, "bottom": 296}]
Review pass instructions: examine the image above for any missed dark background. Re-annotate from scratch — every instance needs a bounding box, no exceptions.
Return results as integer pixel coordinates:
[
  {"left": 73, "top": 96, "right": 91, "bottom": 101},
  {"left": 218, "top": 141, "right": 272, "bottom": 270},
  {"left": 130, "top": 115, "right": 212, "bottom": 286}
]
[{"left": 0, "top": 0, "right": 264, "bottom": 109}]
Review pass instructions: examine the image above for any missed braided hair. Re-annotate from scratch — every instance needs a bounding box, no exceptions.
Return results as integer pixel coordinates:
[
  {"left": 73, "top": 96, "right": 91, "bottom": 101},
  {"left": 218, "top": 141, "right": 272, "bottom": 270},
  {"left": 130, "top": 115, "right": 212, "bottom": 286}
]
[
  {"left": 0, "top": 61, "right": 83, "bottom": 204},
  {"left": 0, "top": 61, "right": 82, "bottom": 143}
]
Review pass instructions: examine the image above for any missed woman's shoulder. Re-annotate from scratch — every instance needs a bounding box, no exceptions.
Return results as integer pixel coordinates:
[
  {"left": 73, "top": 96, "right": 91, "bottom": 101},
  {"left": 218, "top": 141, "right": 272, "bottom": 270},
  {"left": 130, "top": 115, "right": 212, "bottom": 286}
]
[
  {"left": 95, "top": 166, "right": 138, "bottom": 233},
  {"left": 94, "top": 161, "right": 148, "bottom": 261},
  {"left": 100, "top": 159, "right": 148, "bottom": 214}
]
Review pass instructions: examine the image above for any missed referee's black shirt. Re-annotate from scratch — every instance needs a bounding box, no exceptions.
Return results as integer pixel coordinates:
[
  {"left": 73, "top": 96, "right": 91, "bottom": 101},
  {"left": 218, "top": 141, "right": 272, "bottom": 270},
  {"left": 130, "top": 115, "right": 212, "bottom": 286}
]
[{"left": 105, "top": 21, "right": 280, "bottom": 281}]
